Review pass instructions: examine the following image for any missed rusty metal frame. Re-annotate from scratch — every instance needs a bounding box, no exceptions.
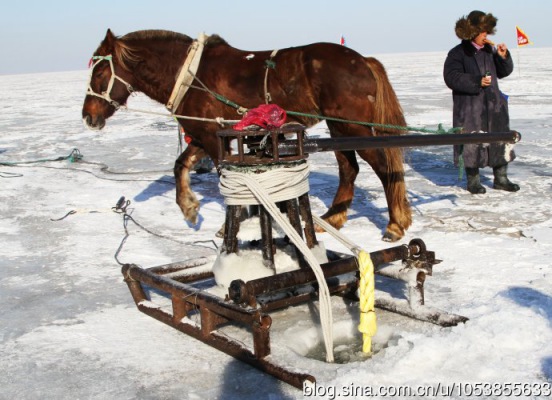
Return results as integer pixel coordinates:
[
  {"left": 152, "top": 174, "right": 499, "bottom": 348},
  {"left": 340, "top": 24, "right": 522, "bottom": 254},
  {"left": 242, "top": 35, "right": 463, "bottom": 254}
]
[
  {"left": 121, "top": 238, "right": 467, "bottom": 388},
  {"left": 122, "top": 261, "right": 315, "bottom": 389},
  {"left": 120, "top": 124, "right": 483, "bottom": 388}
]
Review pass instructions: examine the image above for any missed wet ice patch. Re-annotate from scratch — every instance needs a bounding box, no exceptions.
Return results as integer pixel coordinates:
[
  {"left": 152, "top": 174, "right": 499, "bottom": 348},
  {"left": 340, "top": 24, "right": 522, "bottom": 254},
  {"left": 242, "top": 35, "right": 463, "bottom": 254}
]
[
  {"left": 285, "top": 319, "right": 403, "bottom": 364},
  {"left": 306, "top": 327, "right": 403, "bottom": 364}
]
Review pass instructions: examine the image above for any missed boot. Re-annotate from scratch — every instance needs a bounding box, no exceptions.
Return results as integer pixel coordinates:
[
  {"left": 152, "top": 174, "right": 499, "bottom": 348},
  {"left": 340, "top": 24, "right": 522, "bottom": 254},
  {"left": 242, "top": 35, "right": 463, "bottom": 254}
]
[
  {"left": 466, "top": 167, "right": 486, "bottom": 194},
  {"left": 493, "top": 164, "right": 520, "bottom": 192}
]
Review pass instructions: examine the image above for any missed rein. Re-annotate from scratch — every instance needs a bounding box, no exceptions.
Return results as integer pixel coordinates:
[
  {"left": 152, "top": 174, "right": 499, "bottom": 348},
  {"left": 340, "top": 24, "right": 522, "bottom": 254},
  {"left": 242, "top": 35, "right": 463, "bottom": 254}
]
[
  {"left": 264, "top": 49, "right": 278, "bottom": 103},
  {"left": 87, "top": 55, "right": 134, "bottom": 109},
  {"left": 86, "top": 46, "right": 459, "bottom": 135}
]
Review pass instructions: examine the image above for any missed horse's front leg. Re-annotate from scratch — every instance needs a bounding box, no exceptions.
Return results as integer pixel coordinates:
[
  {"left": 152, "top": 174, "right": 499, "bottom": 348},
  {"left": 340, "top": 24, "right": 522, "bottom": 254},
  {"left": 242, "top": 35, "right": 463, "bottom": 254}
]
[
  {"left": 356, "top": 147, "right": 412, "bottom": 242},
  {"left": 174, "top": 144, "right": 207, "bottom": 224},
  {"left": 318, "top": 150, "right": 359, "bottom": 231}
]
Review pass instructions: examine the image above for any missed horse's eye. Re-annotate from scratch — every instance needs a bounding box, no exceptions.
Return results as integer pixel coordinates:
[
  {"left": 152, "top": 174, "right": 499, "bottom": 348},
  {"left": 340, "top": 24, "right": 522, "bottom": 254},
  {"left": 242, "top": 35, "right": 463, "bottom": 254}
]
[
  {"left": 94, "top": 67, "right": 108, "bottom": 79},
  {"left": 90, "top": 73, "right": 107, "bottom": 91}
]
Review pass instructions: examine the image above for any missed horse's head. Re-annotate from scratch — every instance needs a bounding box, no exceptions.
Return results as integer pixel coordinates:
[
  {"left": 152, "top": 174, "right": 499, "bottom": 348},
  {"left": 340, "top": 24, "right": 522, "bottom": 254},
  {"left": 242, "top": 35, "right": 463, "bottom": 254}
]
[{"left": 82, "top": 29, "right": 137, "bottom": 130}]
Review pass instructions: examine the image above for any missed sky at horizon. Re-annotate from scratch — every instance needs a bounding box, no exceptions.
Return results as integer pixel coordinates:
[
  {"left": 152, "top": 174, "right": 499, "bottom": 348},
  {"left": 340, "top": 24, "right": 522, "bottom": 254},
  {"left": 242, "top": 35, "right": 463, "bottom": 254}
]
[{"left": 1, "top": 0, "right": 550, "bottom": 75}]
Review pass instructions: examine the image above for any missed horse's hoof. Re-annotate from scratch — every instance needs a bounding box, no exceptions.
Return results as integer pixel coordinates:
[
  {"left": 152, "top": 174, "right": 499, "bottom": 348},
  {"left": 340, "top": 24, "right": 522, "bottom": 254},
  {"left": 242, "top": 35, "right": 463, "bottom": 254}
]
[
  {"left": 382, "top": 231, "right": 401, "bottom": 242},
  {"left": 215, "top": 225, "right": 225, "bottom": 238},
  {"left": 314, "top": 224, "right": 326, "bottom": 233},
  {"left": 184, "top": 207, "right": 199, "bottom": 225},
  {"left": 318, "top": 212, "right": 346, "bottom": 232}
]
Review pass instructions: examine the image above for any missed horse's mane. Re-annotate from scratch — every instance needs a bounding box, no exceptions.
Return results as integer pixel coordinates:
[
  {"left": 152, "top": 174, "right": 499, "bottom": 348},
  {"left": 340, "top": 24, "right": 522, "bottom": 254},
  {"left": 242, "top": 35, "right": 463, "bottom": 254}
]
[
  {"left": 121, "top": 29, "right": 193, "bottom": 42},
  {"left": 114, "top": 30, "right": 227, "bottom": 70}
]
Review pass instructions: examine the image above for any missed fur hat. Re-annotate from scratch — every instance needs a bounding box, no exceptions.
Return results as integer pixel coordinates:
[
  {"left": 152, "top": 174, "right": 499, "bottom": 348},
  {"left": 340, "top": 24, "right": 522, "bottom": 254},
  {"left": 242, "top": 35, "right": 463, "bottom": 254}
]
[{"left": 455, "top": 10, "right": 497, "bottom": 40}]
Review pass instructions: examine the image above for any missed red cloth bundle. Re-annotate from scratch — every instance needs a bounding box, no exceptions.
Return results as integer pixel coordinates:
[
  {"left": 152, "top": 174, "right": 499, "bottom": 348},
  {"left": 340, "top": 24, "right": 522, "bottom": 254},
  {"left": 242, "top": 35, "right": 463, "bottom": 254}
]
[{"left": 233, "top": 104, "right": 287, "bottom": 131}]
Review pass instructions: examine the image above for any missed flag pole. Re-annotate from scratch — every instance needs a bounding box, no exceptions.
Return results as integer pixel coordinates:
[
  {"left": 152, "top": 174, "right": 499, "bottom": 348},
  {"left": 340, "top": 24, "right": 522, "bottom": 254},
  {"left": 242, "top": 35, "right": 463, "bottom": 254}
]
[
  {"left": 516, "top": 27, "right": 521, "bottom": 77},
  {"left": 517, "top": 44, "right": 521, "bottom": 77}
]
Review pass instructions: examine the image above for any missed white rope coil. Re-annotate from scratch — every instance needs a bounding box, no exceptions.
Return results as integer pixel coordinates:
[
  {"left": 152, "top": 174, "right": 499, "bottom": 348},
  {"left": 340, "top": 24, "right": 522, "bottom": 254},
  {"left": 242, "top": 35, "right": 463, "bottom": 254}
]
[
  {"left": 219, "top": 162, "right": 310, "bottom": 206},
  {"left": 218, "top": 161, "right": 334, "bottom": 362}
]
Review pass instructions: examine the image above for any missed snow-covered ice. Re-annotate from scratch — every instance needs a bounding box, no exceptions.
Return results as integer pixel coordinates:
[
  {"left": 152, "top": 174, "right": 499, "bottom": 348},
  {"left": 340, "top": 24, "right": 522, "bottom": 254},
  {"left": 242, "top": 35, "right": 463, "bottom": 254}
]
[{"left": 1, "top": 47, "right": 551, "bottom": 399}]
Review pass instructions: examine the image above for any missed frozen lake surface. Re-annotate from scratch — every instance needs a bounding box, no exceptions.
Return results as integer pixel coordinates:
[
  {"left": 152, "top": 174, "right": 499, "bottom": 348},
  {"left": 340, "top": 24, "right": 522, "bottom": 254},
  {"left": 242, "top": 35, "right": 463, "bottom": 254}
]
[{"left": 1, "top": 47, "right": 551, "bottom": 399}]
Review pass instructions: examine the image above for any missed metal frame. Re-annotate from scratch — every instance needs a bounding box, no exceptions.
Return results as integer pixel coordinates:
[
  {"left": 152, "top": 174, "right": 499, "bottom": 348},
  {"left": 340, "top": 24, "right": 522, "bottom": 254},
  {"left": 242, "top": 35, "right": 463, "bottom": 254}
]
[
  {"left": 121, "top": 238, "right": 467, "bottom": 388},
  {"left": 119, "top": 124, "right": 493, "bottom": 388}
]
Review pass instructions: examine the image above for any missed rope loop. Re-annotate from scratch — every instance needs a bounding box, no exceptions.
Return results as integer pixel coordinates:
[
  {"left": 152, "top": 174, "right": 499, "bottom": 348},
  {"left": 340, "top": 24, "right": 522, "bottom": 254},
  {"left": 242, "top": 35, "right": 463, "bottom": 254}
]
[
  {"left": 258, "top": 132, "right": 271, "bottom": 150},
  {"left": 218, "top": 161, "right": 334, "bottom": 362},
  {"left": 0, "top": 148, "right": 84, "bottom": 166},
  {"left": 219, "top": 162, "right": 310, "bottom": 206}
]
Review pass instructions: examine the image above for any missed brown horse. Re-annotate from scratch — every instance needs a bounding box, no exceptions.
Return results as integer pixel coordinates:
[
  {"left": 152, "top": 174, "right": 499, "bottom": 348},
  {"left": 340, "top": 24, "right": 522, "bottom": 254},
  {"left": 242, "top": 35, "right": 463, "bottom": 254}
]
[{"left": 82, "top": 29, "right": 411, "bottom": 241}]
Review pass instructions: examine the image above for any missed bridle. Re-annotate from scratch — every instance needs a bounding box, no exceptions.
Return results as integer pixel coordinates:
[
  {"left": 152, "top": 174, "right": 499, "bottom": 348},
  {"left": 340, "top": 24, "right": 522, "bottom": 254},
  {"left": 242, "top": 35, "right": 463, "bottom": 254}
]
[{"left": 86, "top": 55, "right": 134, "bottom": 109}]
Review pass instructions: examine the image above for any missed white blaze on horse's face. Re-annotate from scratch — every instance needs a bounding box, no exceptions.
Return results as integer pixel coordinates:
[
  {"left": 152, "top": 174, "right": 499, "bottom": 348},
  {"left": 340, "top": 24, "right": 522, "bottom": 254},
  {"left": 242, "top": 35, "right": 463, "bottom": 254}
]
[{"left": 82, "top": 55, "right": 134, "bottom": 131}]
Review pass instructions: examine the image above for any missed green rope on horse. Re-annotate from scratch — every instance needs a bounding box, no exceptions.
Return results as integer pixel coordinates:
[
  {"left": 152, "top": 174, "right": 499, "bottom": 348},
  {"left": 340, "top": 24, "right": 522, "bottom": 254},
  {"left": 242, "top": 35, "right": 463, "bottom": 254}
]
[
  {"left": 208, "top": 88, "right": 461, "bottom": 135},
  {"left": 286, "top": 110, "right": 462, "bottom": 135},
  {"left": 91, "top": 55, "right": 112, "bottom": 62},
  {"left": 212, "top": 93, "right": 247, "bottom": 114},
  {"left": 436, "top": 123, "right": 462, "bottom": 135},
  {"left": 0, "top": 148, "right": 83, "bottom": 166}
]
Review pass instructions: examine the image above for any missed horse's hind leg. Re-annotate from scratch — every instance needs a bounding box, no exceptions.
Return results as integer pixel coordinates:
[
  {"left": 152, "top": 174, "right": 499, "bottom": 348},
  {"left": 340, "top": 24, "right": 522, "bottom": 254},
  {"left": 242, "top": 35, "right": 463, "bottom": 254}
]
[
  {"left": 174, "top": 144, "right": 206, "bottom": 224},
  {"left": 318, "top": 150, "right": 359, "bottom": 230},
  {"left": 356, "top": 147, "right": 412, "bottom": 242}
]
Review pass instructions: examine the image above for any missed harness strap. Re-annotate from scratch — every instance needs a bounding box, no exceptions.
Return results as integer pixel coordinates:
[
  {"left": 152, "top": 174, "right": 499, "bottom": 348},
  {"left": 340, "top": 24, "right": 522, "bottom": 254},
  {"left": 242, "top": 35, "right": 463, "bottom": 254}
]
[
  {"left": 87, "top": 55, "right": 134, "bottom": 109},
  {"left": 264, "top": 49, "right": 278, "bottom": 104},
  {"left": 166, "top": 33, "right": 208, "bottom": 113}
]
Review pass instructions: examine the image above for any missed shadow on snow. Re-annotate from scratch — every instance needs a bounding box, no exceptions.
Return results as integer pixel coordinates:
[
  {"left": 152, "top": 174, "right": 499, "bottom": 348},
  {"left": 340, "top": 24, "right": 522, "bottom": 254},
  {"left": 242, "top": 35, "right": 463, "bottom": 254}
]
[
  {"left": 502, "top": 286, "right": 552, "bottom": 380},
  {"left": 130, "top": 166, "right": 465, "bottom": 237}
]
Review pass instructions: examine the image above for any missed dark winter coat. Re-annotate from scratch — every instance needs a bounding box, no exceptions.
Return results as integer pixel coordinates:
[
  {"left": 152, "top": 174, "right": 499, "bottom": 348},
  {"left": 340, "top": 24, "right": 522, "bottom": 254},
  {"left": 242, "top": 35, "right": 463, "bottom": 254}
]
[{"left": 443, "top": 40, "right": 515, "bottom": 168}]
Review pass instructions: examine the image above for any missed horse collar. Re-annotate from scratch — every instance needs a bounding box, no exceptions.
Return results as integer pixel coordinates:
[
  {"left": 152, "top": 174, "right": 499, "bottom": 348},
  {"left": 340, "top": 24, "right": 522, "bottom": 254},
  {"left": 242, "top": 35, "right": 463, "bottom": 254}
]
[{"left": 166, "top": 33, "right": 208, "bottom": 113}]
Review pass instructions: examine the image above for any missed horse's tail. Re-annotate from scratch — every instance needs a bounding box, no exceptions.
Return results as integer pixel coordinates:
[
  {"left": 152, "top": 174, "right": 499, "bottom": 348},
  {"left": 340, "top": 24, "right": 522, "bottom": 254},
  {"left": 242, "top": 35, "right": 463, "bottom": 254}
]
[
  {"left": 364, "top": 57, "right": 406, "bottom": 135},
  {"left": 364, "top": 57, "right": 411, "bottom": 237}
]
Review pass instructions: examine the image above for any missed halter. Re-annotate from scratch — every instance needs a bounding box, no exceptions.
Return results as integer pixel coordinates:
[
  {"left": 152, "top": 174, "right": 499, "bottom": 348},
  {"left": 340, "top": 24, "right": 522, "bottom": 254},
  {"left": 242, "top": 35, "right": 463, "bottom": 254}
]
[{"left": 86, "top": 55, "right": 134, "bottom": 109}]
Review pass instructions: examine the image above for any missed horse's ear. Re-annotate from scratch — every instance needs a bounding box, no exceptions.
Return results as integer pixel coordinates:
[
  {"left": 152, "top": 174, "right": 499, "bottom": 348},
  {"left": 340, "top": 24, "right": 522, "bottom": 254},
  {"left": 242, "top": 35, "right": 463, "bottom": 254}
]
[
  {"left": 103, "top": 29, "right": 117, "bottom": 46},
  {"left": 97, "top": 29, "right": 118, "bottom": 55}
]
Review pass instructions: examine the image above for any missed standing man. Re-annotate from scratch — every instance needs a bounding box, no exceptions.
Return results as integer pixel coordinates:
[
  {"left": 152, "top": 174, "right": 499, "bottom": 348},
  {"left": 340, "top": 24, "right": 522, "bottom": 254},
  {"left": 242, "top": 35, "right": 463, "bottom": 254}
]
[{"left": 444, "top": 10, "right": 520, "bottom": 194}]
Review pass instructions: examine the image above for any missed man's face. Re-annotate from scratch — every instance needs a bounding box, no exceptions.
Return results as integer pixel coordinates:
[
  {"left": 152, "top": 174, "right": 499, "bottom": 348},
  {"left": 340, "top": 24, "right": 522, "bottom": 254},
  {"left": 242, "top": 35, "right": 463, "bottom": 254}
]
[{"left": 473, "top": 31, "right": 488, "bottom": 46}]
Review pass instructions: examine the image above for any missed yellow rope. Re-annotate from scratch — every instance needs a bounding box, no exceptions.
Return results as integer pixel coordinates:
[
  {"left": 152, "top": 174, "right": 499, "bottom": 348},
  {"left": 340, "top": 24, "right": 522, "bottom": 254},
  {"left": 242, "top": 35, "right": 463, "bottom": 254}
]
[{"left": 357, "top": 250, "right": 377, "bottom": 353}]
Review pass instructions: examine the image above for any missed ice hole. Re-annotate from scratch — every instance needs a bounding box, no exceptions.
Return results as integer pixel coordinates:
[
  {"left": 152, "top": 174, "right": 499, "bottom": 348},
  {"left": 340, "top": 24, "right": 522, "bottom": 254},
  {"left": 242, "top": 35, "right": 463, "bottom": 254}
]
[
  {"left": 286, "top": 319, "right": 403, "bottom": 364},
  {"left": 305, "top": 326, "right": 403, "bottom": 364}
]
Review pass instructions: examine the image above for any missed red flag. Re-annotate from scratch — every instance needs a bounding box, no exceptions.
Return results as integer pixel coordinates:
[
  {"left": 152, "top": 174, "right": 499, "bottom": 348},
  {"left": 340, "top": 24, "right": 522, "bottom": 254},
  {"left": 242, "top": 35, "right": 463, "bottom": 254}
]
[
  {"left": 340, "top": 35, "right": 346, "bottom": 46},
  {"left": 516, "top": 26, "right": 532, "bottom": 46}
]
